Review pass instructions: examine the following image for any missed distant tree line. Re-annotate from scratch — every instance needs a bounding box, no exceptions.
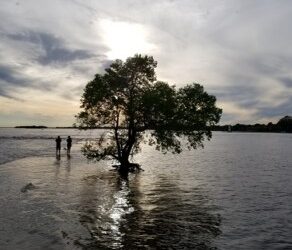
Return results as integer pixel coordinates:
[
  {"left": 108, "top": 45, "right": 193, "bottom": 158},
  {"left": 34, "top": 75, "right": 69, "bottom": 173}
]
[{"left": 212, "top": 116, "right": 292, "bottom": 133}]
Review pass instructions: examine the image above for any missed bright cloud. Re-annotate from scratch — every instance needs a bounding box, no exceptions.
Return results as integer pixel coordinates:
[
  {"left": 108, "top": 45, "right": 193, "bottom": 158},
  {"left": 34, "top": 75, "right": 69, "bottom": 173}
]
[{"left": 99, "top": 19, "right": 156, "bottom": 60}]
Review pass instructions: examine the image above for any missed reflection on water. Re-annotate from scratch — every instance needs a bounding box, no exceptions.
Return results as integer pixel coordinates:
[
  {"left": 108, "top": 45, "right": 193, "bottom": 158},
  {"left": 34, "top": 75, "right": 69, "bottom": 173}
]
[
  {"left": 76, "top": 172, "right": 221, "bottom": 249},
  {"left": 1, "top": 155, "right": 221, "bottom": 249},
  {"left": 65, "top": 155, "right": 71, "bottom": 176},
  {"left": 76, "top": 173, "right": 134, "bottom": 249},
  {"left": 54, "top": 156, "right": 61, "bottom": 177}
]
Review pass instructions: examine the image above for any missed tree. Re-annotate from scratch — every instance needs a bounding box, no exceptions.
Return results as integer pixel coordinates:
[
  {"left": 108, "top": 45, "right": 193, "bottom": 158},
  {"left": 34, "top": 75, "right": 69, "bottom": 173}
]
[{"left": 76, "top": 54, "right": 222, "bottom": 174}]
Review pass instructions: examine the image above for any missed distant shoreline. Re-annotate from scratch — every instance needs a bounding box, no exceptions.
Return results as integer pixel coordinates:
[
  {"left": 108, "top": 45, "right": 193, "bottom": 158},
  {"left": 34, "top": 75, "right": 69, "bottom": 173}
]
[
  {"left": 0, "top": 115, "right": 291, "bottom": 133},
  {"left": 8, "top": 126, "right": 112, "bottom": 129},
  {"left": 0, "top": 126, "right": 289, "bottom": 133}
]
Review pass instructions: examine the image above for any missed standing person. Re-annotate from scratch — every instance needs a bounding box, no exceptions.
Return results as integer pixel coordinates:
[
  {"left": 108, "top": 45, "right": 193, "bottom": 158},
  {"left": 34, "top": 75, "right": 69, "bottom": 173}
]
[
  {"left": 66, "top": 136, "right": 72, "bottom": 155},
  {"left": 56, "top": 136, "right": 62, "bottom": 156}
]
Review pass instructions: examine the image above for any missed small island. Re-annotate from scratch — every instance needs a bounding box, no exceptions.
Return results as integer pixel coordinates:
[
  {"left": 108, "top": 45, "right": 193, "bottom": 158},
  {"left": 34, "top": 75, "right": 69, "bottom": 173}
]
[{"left": 15, "top": 125, "right": 48, "bottom": 129}]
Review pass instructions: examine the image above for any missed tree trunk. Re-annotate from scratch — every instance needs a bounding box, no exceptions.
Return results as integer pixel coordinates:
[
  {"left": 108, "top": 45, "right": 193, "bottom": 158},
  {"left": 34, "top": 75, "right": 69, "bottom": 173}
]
[
  {"left": 118, "top": 134, "right": 136, "bottom": 175},
  {"left": 118, "top": 120, "right": 136, "bottom": 173},
  {"left": 118, "top": 156, "right": 130, "bottom": 176}
]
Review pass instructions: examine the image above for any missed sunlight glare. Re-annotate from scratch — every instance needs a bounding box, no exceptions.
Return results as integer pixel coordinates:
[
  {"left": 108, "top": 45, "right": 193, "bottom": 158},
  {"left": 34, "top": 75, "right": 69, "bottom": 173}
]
[{"left": 99, "top": 19, "right": 155, "bottom": 60}]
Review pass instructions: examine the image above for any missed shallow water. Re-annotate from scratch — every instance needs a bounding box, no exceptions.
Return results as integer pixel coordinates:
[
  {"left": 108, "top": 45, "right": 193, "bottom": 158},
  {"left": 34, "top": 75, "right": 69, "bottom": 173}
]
[{"left": 0, "top": 129, "right": 292, "bottom": 249}]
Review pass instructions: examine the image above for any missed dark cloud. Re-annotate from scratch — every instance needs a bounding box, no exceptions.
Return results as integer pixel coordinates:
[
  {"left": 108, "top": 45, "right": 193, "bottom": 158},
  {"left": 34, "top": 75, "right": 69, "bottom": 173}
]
[
  {"left": 0, "top": 64, "right": 57, "bottom": 98},
  {"left": 0, "top": 89, "right": 19, "bottom": 100},
  {"left": 39, "top": 47, "right": 92, "bottom": 65},
  {"left": 212, "top": 77, "right": 261, "bottom": 109},
  {"left": 278, "top": 77, "right": 292, "bottom": 88},
  {"left": 1, "top": 30, "right": 94, "bottom": 98},
  {"left": 257, "top": 97, "right": 292, "bottom": 118},
  {"left": 0, "top": 65, "right": 30, "bottom": 87},
  {"left": 0, "top": 30, "right": 108, "bottom": 101},
  {"left": 8, "top": 31, "right": 93, "bottom": 65},
  {"left": 0, "top": 65, "right": 31, "bottom": 99}
]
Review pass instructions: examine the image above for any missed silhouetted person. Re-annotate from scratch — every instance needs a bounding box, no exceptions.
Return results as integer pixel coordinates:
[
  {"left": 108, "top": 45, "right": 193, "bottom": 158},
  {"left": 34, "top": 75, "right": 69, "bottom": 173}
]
[
  {"left": 56, "top": 136, "right": 61, "bottom": 156},
  {"left": 66, "top": 136, "right": 72, "bottom": 155}
]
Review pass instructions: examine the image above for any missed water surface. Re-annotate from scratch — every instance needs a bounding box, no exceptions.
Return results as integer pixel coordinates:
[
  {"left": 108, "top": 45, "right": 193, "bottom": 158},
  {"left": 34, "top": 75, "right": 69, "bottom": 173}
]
[{"left": 0, "top": 129, "right": 291, "bottom": 249}]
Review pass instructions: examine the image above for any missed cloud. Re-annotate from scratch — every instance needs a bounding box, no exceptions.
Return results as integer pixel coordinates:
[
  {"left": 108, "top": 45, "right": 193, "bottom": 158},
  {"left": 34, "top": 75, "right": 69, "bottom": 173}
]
[
  {"left": 218, "top": 100, "right": 258, "bottom": 123},
  {"left": 0, "top": 65, "right": 28, "bottom": 86},
  {"left": 279, "top": 77, "right": 292, "bottom": 88},
  {"left": 7, "top": 31, "right": 94, "bottom": 65},
  {"left": 0, "top": 64, "right": 34, "bottom": 99},
  {"left": 0, "top": 62, "right": 60, "bottom": 100},
  {"left": 0, "top": 29, "right": 108, "bottom": 101}
]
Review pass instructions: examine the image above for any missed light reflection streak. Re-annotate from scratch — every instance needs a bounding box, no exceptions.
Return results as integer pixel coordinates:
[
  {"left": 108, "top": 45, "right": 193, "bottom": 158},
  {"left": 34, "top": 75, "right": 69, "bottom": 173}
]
[{"left": 78, "top": 174, "right": 135, "bottom": 249}]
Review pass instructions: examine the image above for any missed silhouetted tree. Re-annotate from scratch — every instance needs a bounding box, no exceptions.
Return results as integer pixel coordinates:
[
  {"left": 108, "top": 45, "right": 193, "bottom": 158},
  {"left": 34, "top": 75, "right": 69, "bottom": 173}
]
[
  {"left": 277, "top": 116, "right": 292, "bottom": 132},
  {"left": 76, "top": 54, "right": 222, "bottom": 174}
]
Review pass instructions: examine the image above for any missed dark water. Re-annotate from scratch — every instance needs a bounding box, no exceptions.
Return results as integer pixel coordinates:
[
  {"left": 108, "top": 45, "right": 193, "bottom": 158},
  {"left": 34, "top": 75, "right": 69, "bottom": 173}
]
[{"left": 0, "top": 129, "right": 291, "bottom": 249}]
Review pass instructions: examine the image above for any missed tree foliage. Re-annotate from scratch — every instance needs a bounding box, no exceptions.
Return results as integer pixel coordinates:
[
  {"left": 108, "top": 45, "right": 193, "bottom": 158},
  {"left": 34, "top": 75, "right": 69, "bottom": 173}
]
[{"left": 76, "top": 54, "right": 222, "bottom": 172}]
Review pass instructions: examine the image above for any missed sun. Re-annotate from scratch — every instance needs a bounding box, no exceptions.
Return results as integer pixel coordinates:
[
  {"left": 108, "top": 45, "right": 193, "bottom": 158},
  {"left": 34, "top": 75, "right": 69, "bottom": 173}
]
[{"left": 99, "top": 19, "right": 155, "bottom": 60}]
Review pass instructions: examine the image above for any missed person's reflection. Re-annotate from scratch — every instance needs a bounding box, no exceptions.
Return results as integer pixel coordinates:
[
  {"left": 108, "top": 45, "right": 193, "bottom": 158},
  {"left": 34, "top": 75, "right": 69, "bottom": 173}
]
[
  {"left": 54, "top": 155, "right": 61, "bottom": 178},
  {"left": 65, "top": 154, "right": 71, "bottom": 179}
]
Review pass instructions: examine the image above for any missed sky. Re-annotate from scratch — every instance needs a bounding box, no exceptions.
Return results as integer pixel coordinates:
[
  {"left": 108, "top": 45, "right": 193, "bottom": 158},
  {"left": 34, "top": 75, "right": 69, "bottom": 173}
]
[{"left": 1, "top": 0, "right": 292, "bottom": 127}]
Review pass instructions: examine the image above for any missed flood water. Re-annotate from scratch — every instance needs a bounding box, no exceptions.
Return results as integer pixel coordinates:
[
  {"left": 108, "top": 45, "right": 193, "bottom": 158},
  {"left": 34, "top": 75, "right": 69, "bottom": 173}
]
[{"left": 0, "top": 128, "right": 291, "bottom": 249}]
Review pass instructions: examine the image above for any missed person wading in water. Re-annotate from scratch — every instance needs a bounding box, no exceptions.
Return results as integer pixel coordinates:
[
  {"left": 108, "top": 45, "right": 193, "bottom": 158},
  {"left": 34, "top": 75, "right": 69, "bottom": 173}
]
[
  {"left": 66, "top": 136, "right": 72, "bottom": 155},
  {"left": 56, "top": 136, "right": 61, "bottom": 156}
]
